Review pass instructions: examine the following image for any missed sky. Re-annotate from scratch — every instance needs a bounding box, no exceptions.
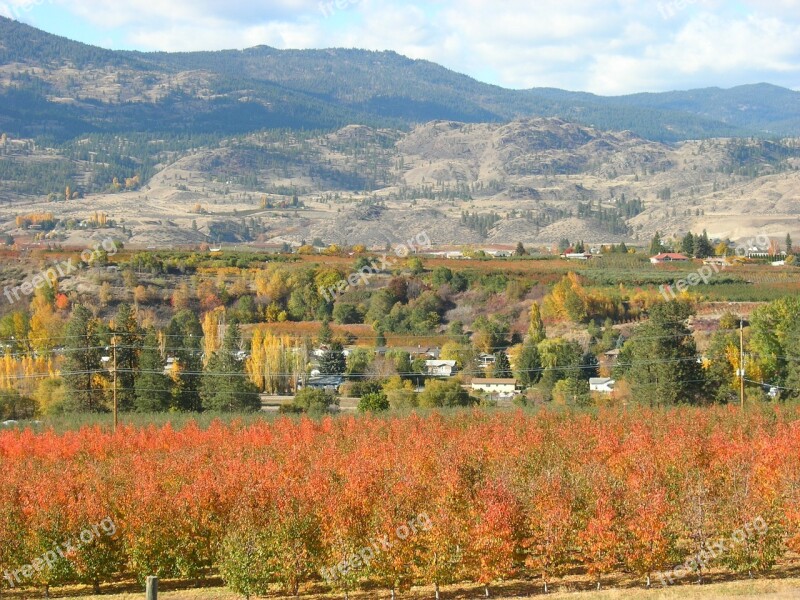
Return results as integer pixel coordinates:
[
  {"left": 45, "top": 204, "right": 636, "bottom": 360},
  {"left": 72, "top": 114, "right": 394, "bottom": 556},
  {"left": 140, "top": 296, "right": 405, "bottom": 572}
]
[{"left": 2, "top": 0, "right": 800, "bottom": 95}]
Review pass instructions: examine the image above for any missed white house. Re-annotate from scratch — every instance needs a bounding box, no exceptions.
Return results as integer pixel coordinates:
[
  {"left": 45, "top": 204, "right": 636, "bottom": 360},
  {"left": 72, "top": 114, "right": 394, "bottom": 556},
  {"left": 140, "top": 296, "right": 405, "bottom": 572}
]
[
  {"left": 471, "top": 378, "right": 518, "bottom": 397},
  {"left": 478, "top": 353, "right": 496, "bottom": 367},
  {"left": 650, "top": 253, "right": 690, "bottom": 264},
  {"left": 425, "top": 360, "right": 457, "bottom": 377},
  {"left": 590, "top": 377, "right": 616, "bottom": 393}
]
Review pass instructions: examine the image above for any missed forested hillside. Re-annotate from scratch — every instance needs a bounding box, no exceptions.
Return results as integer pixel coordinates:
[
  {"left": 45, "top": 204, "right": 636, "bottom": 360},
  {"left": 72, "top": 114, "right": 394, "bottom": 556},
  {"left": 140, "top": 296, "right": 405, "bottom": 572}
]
[{"left": 2, "top": 17, "right": 800, "bottom": 146}]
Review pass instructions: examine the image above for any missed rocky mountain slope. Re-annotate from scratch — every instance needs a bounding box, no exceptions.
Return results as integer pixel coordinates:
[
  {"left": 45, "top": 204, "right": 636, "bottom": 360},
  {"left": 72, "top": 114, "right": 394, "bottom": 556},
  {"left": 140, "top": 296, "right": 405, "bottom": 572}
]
[{"left": 2, "top": 118, "right": 799, "bottom": 249}]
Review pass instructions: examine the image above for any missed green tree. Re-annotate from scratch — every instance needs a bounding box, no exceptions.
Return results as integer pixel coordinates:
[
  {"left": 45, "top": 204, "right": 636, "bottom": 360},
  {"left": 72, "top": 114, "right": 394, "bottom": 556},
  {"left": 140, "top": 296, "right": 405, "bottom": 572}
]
[
  {"left": 622, "top": 301, "right": 705, "bottom": 406},
  {"left": 704, "top": 328, "right": 740, "bottom": 404},
  {"left": 786, "top": 233, "right": 794, "bottom": 256},
  {"left": 681, "top": 232, "right": 695, "bottom": 257},
  {"left": 62, "top": 305, "right": 104, "bottom": 412},
  {"left": 418, "top": 378, "right": 474, "bottom": 408},
  {"left": 515, "top": 341, "right": 542, "bottom": 386},
  {"left": 514, "top": 242, "right": 527, "bottom": 256},
  {"left": 165, "top": 310, "right": 204, "bottom": 411},
  {"left": 200, "top": 322, "right": 260, "bottom": 412},
  {"left": 318, "top": 317, "right": 333, "bottom": 345},
  {"left": 319, "top": 342, "right": 346, "bottom": 375},
  {"left": 695, "top": 230, "right": 713, "bottom": 258},
  {"left": 357, "top": 391, "right": 389, "bottom": 413},
  {"left": 332, "top": 303, "right": 361, "bottom": 325},
  {"left": 579, "top": 351, "right": 600, "bottom": 380},
  {"left": 538, "top": 338, "right": 583, "bottom": 393},
  {"left": 134, "top": 327, "right": 171, "bottom": 412},
  {"left": 111, "top": 303, "right": 141, "bottom": 412},
  {"left": 492, "top": 351, "right": 512, "bottom": 378},
  {"left": 407, "top": 256, "right": 424, "bottom": 275},
  {"left": 0, "top": 389, "right": 37, "bottom": 420},
  {"left": 528, "top": 303, "right": 546, "bottom": 344},
  {"left": 290, "top": 388, "right": 338, "bottom": 415},
  {"left": 649, "top": 231, "right": 664, "bottom": 255}
]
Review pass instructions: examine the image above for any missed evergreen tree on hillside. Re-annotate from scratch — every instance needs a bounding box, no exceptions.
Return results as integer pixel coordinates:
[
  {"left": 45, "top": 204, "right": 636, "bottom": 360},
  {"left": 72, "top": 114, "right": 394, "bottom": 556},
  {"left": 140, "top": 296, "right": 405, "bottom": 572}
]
[
  {"left": 492, "top": 351, "right": 512, "bottom": 378},
  {"left": 319, "top": 342, "right": 346, "bottom": 376},
  {"left": 63, "top": 306, "right": 104, "bottom": 412},
  {"left": 134, "top": 327, "right": 171, "bottom": 412},
  {"left": 111, "top": 303, "right": 141, "bottom": 412},
  {"left": 621, "top": 301, "right": 705, "bottom": 406},
  {"left": 649, "top": 231, "right": 664, "bottom": 255},
  {"left": 681, "top": 232, "right": 695, "bottom": 256},
  {"left": 695, "top": 230, "right": 713, "bottom": 258},
  {"left": 165, "top": 310, "right": 204, "bottom": 412}
]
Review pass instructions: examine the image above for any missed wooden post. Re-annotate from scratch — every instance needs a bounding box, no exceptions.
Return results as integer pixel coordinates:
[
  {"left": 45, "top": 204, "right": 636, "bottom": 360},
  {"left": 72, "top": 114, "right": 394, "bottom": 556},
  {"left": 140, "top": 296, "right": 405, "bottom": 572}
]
[
  {"left": 146, "top": 576, "right": 158, "bottom": 600},
  {"left": 740, "top": 319, "right": 745, "bottom": 408},
  {"left": 112, "top": 336, "right": 118, "bottom": 434}
]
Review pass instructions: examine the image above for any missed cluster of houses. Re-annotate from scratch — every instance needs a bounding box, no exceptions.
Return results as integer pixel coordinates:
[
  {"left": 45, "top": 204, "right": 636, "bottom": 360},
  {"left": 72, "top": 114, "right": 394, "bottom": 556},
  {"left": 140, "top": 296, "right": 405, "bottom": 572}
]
[{"left": 299, "top": 344, "right": 621, "bottom": 403}]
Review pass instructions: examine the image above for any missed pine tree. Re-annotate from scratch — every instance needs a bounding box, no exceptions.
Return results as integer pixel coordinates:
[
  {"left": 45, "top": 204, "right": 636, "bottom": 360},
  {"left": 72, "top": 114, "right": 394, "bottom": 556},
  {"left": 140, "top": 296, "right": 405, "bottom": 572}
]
[
  {"left": 649, "top": 232, "right": 663, "bottom": 255},
  {"left": 111, "top": 304, "right": 141, "bottom": 412},
  {"left": 681, "top": 232, "right": 695, "bottom": 256},
  {"left": 786, "top": 233, "right": 793, "bottom": 256},
  {"left": 319, "top": 342, "right": 346, "bottom": 375},
  {"left": 695, "top": 230, "right": 713, "bottom": 259},
  {"left": 62, "top": 306, "right": 104, "bottom": 412},
  {"left": 622, "top": 301, "right": 705, "bottom": 406},
  {"left": 514, "top": 242, "right": 527, "bottom": 257},
  {"left": 318, "top": 317, "right": 333, "bottom": 345},
  {"left": 134, "top": 328, "right": 171, "bottom": 412},
  {"left": 165, "top": 310, "right": 203, "bottom": 412},
  {"left": 201, "top": 322, "right": 260, "bottom": 412},
  {"left": 492, "top": 351, "right": 512, "bottom": 378}
]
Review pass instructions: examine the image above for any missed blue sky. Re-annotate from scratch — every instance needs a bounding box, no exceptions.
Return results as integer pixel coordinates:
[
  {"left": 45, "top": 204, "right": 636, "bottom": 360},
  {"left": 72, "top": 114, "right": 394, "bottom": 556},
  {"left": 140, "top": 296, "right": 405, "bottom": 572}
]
[{"left": 2, "top": 0, "right": 800, "bottom": 95}]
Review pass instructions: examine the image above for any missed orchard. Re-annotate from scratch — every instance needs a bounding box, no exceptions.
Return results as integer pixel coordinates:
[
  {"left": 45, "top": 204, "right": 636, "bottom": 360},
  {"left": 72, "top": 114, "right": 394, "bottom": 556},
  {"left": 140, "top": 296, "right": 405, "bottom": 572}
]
[{"left": 1, "top": 407, "right": 800, "bottom": 597}]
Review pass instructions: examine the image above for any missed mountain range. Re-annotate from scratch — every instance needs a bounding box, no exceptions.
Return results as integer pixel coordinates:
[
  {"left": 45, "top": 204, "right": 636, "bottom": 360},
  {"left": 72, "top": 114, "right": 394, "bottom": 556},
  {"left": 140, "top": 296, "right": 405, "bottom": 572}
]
[
  {"left": 1, "top": 17, "right": 800, "bottom": 249},
  {"left": 2, "top": 17, "right": 800, "bottom": 144}
]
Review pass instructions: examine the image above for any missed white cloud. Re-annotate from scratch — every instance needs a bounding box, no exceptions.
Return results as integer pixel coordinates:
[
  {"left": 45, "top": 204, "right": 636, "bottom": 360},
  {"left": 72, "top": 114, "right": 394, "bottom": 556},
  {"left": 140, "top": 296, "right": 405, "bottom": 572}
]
[{"left": 36, "top": 0, "right": 800, "bottom": 94}]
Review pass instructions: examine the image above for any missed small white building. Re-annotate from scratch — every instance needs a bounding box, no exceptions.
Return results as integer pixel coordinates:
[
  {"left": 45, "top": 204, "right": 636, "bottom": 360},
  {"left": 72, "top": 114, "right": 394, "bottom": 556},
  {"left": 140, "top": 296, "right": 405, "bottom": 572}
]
[
  {"left": 650, "top": 253, "right": 689, "bottom": 264},
  {"left": 425, "top": 360, "right": 458, "bottom": 377},
  {"left": 471, "top": 378, "right": 518, "bottom": 397},
  {"left": 590, "top": 377, "right": 616, "bottom": 393},
  {"left": 478, "top": 353, "right": 496, "bottom": 367}
]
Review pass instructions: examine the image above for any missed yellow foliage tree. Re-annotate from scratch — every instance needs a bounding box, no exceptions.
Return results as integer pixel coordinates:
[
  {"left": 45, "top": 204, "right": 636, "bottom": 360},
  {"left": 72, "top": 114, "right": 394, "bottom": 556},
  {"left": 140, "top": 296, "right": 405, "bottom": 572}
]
[
  {"left": 202, "top": 307, "right": 226, "bottom": 366},
  {"left": 246, "top": 329, "right": 307, "bottom": 394},
  {"left": 29, "top": 291, "right": 62, "bottom": 355}
]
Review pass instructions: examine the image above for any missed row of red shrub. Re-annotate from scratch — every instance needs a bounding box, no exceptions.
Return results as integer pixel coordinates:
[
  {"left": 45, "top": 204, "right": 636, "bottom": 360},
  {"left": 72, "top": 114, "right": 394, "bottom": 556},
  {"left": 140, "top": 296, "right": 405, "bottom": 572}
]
[{"left": 1, "top": 407, "right": 799, "bottom": 596}]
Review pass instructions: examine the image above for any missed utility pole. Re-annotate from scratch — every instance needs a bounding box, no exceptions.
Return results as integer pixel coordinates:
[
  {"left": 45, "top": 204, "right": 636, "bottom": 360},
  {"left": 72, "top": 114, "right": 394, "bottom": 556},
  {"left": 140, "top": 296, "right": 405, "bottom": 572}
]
[
  {"left": 740, "top": 318, "right": 745, "bottom": 409},
  {"left": 112, "top": 336, "right": 118, "bottom": 433}
]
